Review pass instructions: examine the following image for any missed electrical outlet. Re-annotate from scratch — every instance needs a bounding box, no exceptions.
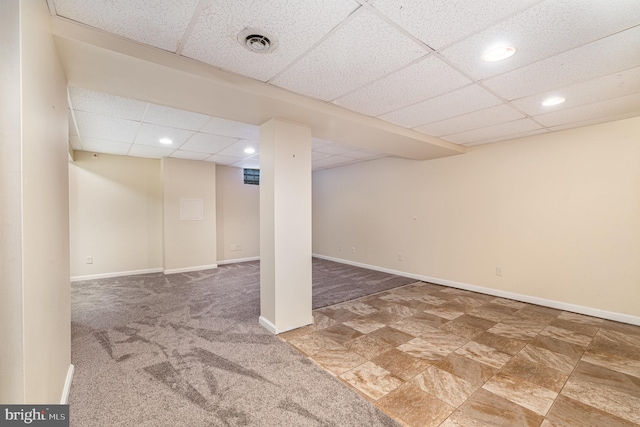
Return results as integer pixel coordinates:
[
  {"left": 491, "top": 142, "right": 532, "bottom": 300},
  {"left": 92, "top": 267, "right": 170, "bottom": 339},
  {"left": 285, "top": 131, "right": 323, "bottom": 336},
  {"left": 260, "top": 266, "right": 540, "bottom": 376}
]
[
  {"left": 496, "top": 267, "right": 502, "bottom": 276},
  {"left": 338, "top": 245, "right": 342, "bottom": 252},
  {"left": 86, "top": 256, "right": 93, "bottom": 264},
  {"left": 230, "top": 245, "right": 242, "bottom": 251},
  {"left": 351, "top": 247, "right": 356, "bottom": 253},
  {"left": 398, "top": 253, "right": 403, "bottom": 261}
]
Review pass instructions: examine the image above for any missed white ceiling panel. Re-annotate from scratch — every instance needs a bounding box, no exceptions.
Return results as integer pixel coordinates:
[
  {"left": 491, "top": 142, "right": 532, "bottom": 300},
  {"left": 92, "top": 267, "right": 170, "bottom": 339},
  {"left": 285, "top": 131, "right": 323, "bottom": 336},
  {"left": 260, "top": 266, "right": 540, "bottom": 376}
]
[
  {"left": 216, "top": 140, "right": 260, "bottom": 158},
  {"left": 68, "top": 110, "right": 78, "bottom": 136},
  {"left": 312, "top": 138, "right": 332, "bottom": 149},
  {"left": 464, "top": 128, "right": 549, "bottom": 146},
  {"left": 144, "top": 104, "right": 212, "bottom": 131},
  {"left": 381, "top": 85, "right": 503, "bottom": 128},
  {"left": 416, "top": 104, "right": 525, "bottom": 137},
  {"left": 367, "top": 0, "right": 541, "bottom": 50},
  {"left": 169, "top": 150, "right": 212, "bottom": 161},
  {"left": 311, "top": 151, "right": 332, "bottom": 162},
  {"left": 534, "top": 93, "right": 640, "bottom": 128},
  {"left": 335, "top": 55, "right": 471, "bottom": 116},
  {"left": 205, "top": 154, "right": 244, "bottom": 165},
  {"left": 512, "top": 66, "right": 640, "bottom": 116},
  {"left": 69, "top": 87, "right": 147, "bottom": 120},
  {"left": 312, "top": 155, "right": 357, "bottom": 169},
  {"left": 270, "top": 9, "right": 427, "bottom": 101},
  {"left": 313, "top": 143, "right": 355, "bottom": 155},
  {"left": 181, "top": 0, "right": 359, "bottom": 82},
  {"left": 74, "top": 111, "right": 141, "bottom": 142},
  {"left": 69, "top": 134, "right": 82, "bottom": 150},
  {"left": 483, "top": 25, "right": 640, "bottom": 101},
  {"left": 178, "top": 133, "right": 239, "bottom": 154},
  {"left": 441, "top": 0, "right": 640, "bottom": 81},
  {"left": 443, "top": 118, "right": 542, "bottom": 145},
  {"left": 134, "top": 123, "right": 194, "bottom": 148},
  {"left": 200, "top": 117, "right": 259, "bottom": 139},
  {"left": 81, "top": 138, "right": 132, "bottom": 155},
  {"left": 231, "top": 155, "right": 260, "bottom": 169},
  {"left": 52, "top": 0, "right": 199, "bottom": 52},
  {"left": 128, "top": 144, "right": 175, "bottom": 159},
  {"left": 548, "top": 112, "right": 640, "bottom": 133}
]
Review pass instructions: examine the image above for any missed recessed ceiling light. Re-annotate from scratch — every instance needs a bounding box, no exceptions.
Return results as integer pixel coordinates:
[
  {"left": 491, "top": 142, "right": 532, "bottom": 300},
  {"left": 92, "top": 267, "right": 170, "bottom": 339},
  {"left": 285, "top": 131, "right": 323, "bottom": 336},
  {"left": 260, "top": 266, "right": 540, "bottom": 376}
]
[
  {"left": 542, "top": 96, "right": 566, "bottom": 106},
  {"left": 482, "top": 46, "right": 517, "bottom": 62},
  {"left": 244, "top": 147, "right": 256, "bottom": 154},
  {"left": 238, "top": 28, "right": 277, "bottom": 54},
  {"left": 159, "top": 138, "right": 173, "bottom": 145}
]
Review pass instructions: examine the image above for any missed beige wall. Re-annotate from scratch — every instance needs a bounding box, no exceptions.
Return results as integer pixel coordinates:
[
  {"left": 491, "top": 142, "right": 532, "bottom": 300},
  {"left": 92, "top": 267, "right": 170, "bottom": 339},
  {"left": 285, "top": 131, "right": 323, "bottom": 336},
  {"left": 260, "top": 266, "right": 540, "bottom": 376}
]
[
  {"left": 69, "top": 152, "right": 162, "bottom": 278},
  {"left": 313, "top": 117, "right": 640, "bottom": 319},
  {"left": 0, "top": 0, "right": 25, "bottom": 403},
  {"left": 216, "top": 165, "right": 260, "bottom": 262},
  {"left": 0, "top": 0, "right": 71, "bottom": 403},
  {"left": 162, "top": 158, "right": 217, "bottom": 272}
]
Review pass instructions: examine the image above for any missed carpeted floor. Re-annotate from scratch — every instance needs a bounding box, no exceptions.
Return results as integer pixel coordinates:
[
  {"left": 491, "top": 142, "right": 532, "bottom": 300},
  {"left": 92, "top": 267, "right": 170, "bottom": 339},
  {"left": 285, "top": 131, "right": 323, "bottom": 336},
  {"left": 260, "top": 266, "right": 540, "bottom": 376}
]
[{"left": 69, "top": 258, "right": 415, "bottom": 426}]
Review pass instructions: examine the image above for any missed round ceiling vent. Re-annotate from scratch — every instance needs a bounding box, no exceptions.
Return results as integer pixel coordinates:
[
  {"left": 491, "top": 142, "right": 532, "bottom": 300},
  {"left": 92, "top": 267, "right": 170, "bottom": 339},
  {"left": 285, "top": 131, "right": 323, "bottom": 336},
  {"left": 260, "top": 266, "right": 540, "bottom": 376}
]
[{"left": 238, "top": 28, "right": 277, "bottom": 54}]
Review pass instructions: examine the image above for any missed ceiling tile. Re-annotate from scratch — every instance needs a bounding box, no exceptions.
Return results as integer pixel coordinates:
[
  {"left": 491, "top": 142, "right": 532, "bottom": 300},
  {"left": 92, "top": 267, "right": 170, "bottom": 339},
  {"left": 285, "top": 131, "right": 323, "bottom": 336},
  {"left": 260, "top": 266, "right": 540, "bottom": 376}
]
[
  {"left": 483, "top": 25, "right": 640, "bottom": 100},
  {"left": 512, "top": 66, "right": 640, "bottom": 116},
  {"left": 68, "top": 110, "right": 78, "bottom": 135},
  {"left": 313, "top": 143, "right": 355, "bottom": 155},
  {"left": 440, "top": 0, "right": 640, "bottom": 81},
  {"left": 548, "top": 111, "right": 640, "bottom": 132},
  {"left": 144, "top": 104, "right": 212, "bottom": 131},
  {"left": 181, "top": 0, "right": 359, "bottom": 82},
  {"left": 416, "top": 104, "right": 525, "bottom": 137},
  {"left": 200, "top": 117, "right": 259, "bottom": 139},
  {"left": 312, "top": 151, "right": 333, "bottom": 162},
  {"left": 74, "top": 111, "right": 141, "bottom": 142},
  {"left": 335, "top": 55, "right": 471, "bottom": 116},
  {"left": 311, "top": 138, "right": 333, "bottom": 149},
  {"left": 342, "top": 149, "right": 385, "bottom": 160},
  {"left": 70, "top": 134, "right": 82, "bottom": 150},
  {"left": 231, "top": 155, "right": 260, "bottom": 169},
  {"left": 533, "top": 93, "right": 640, "bottom": 127},
  {"left": 128, "top": 144, "right": 175, "bottom": 159},
  {"left": 463, "top": 128, "right": 549, "bottom": 146},
  {"left": 178, "top": 132, "right": 239, "bottom": 154},
  {"left": 205, "top": 154, "right": 244, "bottom": 165},
  {"left": 169, "top": 150, "right": 212, "bottom": 161},
  {"left": 380, "top": 84, "right": 503, "bottom": 128},
  {"left": 443, "top": 118, "right": 542, "bottom": 145},
  {"left": 69, "top": 87, "right": 147, "bottom": 120},
  {"left": 216, "top": 139, "right": 260, "bottom": 158},
  {"left": 367, "top": 0, "right": 541, "bottom": 50},
  {"left": 134, "top": 123, "right": 194, "bottom": 148},
  {"left": 80, "top": 138, "right": 132, "bottom": 155},
  {"left": 312, "top": 155, "right": 357, "bottom": 168},
  {"left": 270, "top": 9, "right": 427, "bottom": 101},
  {"left": 52, "top": 0, "right": 199, "bottom": 52}
]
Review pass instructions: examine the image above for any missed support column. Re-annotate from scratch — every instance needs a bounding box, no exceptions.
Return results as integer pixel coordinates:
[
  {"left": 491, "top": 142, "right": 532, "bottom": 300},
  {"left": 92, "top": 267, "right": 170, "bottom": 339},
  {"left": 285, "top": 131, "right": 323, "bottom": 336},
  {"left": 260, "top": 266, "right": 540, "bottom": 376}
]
[{"left": 259, "top": 119, "right": 312, "bottom": 334}]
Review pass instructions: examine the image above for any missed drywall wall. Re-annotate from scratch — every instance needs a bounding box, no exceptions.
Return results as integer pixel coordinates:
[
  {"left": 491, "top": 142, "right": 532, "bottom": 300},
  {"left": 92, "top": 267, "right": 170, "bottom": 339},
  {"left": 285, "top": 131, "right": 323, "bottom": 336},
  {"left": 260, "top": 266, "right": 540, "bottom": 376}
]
[
  {"left": 162, "top": 158, "right": 217, "bottom": 273},
  {"left": 216, "top": 165, "right": 260, "bottom": 263},
  {"left": 0, "top": 0, "right": 25, "bottom": 403},
  {"left": 313, "top": 117, "right": 640, "bottom": 319},
  {"left": 69, "top": 152, "right": 162, "bottom": 278},
  {"left": 3, "top": 0, "right": 72, "bottom": 403}
]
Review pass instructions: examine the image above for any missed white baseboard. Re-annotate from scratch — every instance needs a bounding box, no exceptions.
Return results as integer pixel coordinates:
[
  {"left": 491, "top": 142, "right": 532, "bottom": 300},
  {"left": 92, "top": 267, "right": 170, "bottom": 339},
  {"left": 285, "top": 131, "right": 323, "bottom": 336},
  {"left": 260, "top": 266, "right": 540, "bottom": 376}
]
[
  {"left": 163, "top": 264, "right": 218, "bottom": 275},
  {"left": 217, "top": 256, "right": 260, "bottom": 265},
  {"left": 312, "top": 253, "right": 640, "bottom": 326},
  {"left": 60, "top": 364, "right": 74, "bottom": 404},
  {"left": 259, "top": 316, "right": 276, "bottom": 334},
  {"left": 71, "top": 268, "right": 163, "bottom": 282}
]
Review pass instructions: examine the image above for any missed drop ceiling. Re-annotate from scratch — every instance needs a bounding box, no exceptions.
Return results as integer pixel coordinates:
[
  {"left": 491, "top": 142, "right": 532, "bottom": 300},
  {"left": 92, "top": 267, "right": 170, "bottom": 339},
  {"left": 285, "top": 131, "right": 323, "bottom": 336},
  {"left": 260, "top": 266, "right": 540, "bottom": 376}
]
[{"left": 52, "top": 0, "right": 640, "bottom": 168}]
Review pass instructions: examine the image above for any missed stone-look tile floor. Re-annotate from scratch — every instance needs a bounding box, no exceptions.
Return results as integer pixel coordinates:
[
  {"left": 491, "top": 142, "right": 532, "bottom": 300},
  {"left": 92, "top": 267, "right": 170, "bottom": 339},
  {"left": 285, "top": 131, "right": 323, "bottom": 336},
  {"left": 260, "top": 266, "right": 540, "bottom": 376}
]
[{"left": 280, "top": 281, "right": 640, "bottom": 427}]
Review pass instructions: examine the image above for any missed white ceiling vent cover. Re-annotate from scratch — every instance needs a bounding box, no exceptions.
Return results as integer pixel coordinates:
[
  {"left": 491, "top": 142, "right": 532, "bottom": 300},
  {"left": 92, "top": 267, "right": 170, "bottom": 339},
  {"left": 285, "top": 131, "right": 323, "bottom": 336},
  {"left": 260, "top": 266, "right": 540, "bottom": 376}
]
[{"left": 238, "top": 28, "right": 277, "bottom": 54}]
